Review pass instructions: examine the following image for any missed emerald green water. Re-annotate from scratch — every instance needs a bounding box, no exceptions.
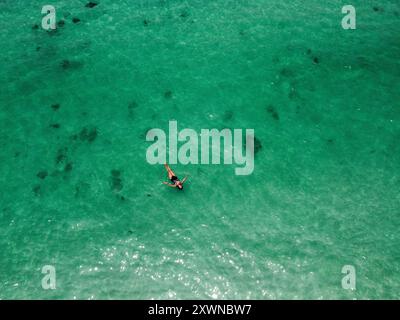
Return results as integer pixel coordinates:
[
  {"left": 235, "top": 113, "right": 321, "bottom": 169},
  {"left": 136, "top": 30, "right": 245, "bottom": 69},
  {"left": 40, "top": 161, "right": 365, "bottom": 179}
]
[{"left": 0, "top": 0, "right": 399, "bottom": 299}]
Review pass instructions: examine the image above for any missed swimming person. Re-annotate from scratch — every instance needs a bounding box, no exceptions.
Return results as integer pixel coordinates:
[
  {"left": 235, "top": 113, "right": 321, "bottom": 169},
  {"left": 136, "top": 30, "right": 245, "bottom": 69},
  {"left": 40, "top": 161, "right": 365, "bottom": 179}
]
[{"left": 163, "top": 163, "right": 188, "bottom": 190}]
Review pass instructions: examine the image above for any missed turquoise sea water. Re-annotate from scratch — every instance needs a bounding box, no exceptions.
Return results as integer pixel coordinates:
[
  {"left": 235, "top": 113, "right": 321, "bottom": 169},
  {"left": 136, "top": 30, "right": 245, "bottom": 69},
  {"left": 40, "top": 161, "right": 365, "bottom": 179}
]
[{"left": 0, "top": 0, "right": 399, "bottom": 299}]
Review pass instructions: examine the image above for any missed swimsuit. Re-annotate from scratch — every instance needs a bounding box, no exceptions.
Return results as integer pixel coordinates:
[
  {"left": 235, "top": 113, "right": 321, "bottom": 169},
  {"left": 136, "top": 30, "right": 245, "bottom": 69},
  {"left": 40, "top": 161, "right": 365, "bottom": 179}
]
[{"left": 170, "top": 176, "right": 180, "bottom": 185}]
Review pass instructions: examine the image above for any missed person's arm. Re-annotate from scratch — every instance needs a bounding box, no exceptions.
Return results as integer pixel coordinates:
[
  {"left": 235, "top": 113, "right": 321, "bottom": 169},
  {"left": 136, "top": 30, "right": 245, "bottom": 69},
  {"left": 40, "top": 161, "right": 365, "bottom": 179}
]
[
  {"left": 181, "top": 176, "right": 189, "bottom": 184},
  {"left": 163, "top": 181, "right": 176, "bottom": 188}
]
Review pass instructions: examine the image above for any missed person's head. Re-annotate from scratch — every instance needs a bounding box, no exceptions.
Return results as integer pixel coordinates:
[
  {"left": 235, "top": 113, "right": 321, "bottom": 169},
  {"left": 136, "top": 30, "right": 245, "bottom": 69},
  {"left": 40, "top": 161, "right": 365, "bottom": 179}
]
[{"left": 176, "top": 182, "right": 183, "bottom": 190}]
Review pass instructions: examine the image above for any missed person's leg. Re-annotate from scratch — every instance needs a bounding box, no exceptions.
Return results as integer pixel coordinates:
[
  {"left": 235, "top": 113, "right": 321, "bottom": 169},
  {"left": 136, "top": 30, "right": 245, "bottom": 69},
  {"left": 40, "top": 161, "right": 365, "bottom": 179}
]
[{"left": 164, "top": 163, "right": 175, "bottom": 179}]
